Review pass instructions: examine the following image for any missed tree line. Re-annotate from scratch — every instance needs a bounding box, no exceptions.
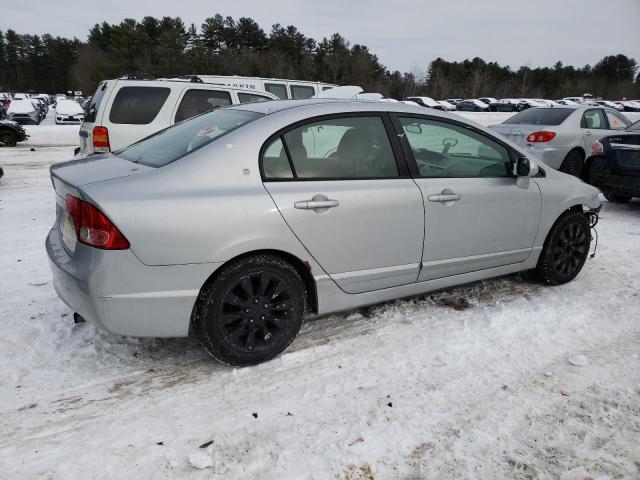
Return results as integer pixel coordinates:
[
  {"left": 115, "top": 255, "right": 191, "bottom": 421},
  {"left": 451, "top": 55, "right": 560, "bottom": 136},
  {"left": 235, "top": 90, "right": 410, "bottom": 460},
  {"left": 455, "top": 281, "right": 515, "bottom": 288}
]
[{"left": 0, "top": 15, "right": 638, "bottom": 100}]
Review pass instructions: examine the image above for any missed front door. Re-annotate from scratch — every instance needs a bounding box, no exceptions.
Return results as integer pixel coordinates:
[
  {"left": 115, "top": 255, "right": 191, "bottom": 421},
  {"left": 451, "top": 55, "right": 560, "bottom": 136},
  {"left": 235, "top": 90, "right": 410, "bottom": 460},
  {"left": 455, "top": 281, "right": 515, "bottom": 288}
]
[
  {"left": 262, "top": 114, "right": 425, "bottom": 294},
  {"left": 393, "top": 115, "right": 542, "bottom": 281}
]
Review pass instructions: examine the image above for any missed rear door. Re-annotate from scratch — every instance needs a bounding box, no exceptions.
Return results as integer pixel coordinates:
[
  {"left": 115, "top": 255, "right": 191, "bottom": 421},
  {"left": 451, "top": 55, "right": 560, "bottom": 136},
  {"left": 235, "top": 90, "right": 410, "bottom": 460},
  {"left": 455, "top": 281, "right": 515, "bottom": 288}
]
[
  {"left": 262, "top": 113, "right": 425, "bottom": 294},
  {"left": 393, "top": 114, "right": 541, "bottom": 281},
  {"left": 580, "top": 108, "right": 609, "bottom": 150}
]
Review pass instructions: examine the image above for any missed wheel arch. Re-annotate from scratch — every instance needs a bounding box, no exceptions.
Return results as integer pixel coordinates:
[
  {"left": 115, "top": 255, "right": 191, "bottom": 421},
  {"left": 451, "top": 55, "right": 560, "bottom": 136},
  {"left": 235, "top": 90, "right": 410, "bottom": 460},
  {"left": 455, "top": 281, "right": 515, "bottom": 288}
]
[{"left": 189, "top": 249, "right": 318, "bottom": 335}]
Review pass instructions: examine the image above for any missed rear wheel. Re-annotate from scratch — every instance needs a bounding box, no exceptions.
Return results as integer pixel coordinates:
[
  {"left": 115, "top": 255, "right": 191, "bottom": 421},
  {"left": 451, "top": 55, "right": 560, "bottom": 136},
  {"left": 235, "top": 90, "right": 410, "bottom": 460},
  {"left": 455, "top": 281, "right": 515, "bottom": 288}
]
[
  {"left": 193, "top": 254, "right": 306, "bottom": 366},
  {"left": 0, "top": 129, "right": 17, "bottom": 147},
  {"left": 535, "top": 211, "right": 590, "bottom": 285},
  {"left": 559, "top": 149, "right": 584, "bottom": 177},
  {"left": 604, "top": 192, "right": 632, "bottom": 203}
]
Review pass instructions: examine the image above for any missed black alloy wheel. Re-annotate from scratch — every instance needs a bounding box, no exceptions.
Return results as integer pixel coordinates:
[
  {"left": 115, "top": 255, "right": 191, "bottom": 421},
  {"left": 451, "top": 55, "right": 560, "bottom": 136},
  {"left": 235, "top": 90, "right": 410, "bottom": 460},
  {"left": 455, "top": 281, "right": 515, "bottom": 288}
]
[
  {"left": 0, "top": 129, "right": 17, "bottom": 147},
  {"left": 535, "top": 211, "right": 591, "bottom": 285},
  {"left": 193, "top": 254, "right": 305, "bottom": 366}
]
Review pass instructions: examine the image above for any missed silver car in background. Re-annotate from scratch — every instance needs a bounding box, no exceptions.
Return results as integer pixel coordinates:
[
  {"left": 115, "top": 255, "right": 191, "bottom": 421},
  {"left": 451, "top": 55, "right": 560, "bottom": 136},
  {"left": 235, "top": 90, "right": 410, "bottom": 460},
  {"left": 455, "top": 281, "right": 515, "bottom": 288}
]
[
  {"left": 47, "top": 99, "right": 601, "bottom": 366},
  {"left": 490, "top": 106, "right": 632, "bottom": 176}
]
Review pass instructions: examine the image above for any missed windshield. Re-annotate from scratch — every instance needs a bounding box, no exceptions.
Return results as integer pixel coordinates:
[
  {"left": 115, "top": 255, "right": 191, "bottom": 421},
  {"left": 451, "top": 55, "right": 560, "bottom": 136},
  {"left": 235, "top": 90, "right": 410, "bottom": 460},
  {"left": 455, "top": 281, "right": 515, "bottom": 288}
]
[
  {"left": 627, "top": 120, "right": 640, "bottom": 132},
  {"left": 117, "top": 108, "right": 262, "bottom": 167},
  {"left": 503, "top": 108, "right": 573, "bottom": 126}
]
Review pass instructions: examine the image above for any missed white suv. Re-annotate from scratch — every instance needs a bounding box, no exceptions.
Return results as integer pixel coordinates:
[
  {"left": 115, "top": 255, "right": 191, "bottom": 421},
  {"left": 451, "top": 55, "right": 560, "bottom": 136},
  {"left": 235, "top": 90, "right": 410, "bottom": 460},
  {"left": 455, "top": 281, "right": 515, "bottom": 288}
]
[{"left": 77, "top": 78, "right": 278, "bottom": 157}]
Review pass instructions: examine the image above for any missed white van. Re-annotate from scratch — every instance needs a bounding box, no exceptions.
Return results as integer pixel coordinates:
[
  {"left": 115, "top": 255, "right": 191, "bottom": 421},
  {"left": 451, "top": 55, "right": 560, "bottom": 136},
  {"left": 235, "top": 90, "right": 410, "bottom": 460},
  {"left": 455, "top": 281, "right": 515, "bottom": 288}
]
[
  {"left": 168, "top": 75, "right": 337, "bottom": 100},
  {"left": 77, "top": 77, "right": 278, "bottom": 157}
]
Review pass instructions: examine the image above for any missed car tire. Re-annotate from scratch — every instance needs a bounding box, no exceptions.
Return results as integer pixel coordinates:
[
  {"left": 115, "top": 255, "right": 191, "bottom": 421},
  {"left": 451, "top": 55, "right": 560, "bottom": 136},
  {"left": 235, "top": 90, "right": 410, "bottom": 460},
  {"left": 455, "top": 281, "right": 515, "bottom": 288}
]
[
  {"left": 559, "top": 149, "right": 584, "bottom": 177},
  {"left": 534, "top": 211, "right": 591, "bottom": 285},
  {"left": 193, "top": 254, "right": 306, "bottom": 366},
  {"left": 603, "top": 192, "right": 632, "bottom": 203},
  {"left": 0, "top": 129, "right": 17, "bottom": 147}
]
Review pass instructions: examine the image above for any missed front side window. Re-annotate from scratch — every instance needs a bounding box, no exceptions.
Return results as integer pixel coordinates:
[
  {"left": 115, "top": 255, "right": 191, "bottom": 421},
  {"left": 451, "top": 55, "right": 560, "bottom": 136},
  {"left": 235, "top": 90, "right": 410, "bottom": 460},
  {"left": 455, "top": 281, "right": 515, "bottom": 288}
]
[
  {"left": 582, "top": 109, "right": 606, "bottom": 129},
  {"left": 117, "top": 109, "right": 261, "bottom": 167},
  {"left": 265, "top": 83, "right": 288, "bottom": 99},
  {"left": 290, "top": 85, "right": 315, "bottom": 99},
  {"left": 604, "top": 110, "right": 631, "bottom": 130},
  {"left": 174, "top": 89, "right": 232, "bottom": 123},
  {"left": 265, "top": 116, "right": 398, "bottom": 179},
  {"left": 399, "top": 117, "right": 511, "bottom": 178},
  {"left": 109, "top": 86, "right": 170, "bottom": 124},
  {"left": 237, "top": 92, "right": 273, "bottom": 104}
]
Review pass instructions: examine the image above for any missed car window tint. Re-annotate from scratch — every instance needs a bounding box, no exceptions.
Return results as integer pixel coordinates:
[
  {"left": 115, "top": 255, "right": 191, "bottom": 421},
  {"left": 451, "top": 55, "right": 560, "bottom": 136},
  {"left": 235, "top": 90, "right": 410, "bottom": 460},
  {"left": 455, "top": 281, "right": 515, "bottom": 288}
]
[
  {"left": 604, "top": 110, "right": 631, "bottom": 130},
  {"left": 399, "top": 117, "right": 511, "bottom": 178},
  {"left": 265, "top": 83, "right": 288, "bottom": 99},
  {"left": 503, "top": 108, "right": 573, "bottom": 125},
  {"left": 290, "top": 85, "right": 315, "bottom": 99},
  {"left": 117, "top": 109, "right": 261, "bottom": 167},
  {"left": 109, "top": 87, "right": 170, "bottom": 124},
  {"left": 582, "top": 110, "right": 606, "bottom": 129},
  {"left": 262, "top": 137, "right": 294, "bottom": 179},
  {"left": 281, "top": 116, "right": 398, "bottom": 179},
  {"left": 237, "top": 93, "right": 272, "bottom": 104},
  {"left": 175, "top": 89, "right": 232, "bottom": 123}
]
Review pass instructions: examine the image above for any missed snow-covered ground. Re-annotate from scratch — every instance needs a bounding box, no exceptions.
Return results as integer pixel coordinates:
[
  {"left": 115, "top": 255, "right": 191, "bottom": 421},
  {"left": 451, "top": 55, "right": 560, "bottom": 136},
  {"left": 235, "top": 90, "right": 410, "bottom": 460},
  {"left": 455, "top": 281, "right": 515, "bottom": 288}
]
[{"left": 1, "top": 112, "right": 640, "bottom": 480}]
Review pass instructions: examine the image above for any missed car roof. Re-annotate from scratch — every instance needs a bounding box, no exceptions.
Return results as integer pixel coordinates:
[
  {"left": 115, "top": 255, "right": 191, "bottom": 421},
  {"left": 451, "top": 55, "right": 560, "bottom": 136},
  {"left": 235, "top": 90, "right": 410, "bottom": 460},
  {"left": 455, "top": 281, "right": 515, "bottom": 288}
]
[{"left": 228, "top": 98, "right": 452, "bottom": 117}]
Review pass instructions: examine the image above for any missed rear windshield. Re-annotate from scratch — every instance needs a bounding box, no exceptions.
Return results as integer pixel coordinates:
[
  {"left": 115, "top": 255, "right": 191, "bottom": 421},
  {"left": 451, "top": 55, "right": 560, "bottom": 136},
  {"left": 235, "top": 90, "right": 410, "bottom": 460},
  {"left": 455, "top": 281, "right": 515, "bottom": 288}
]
[
  {"left": 503, "top": 108, "right": 573, "bottom": 126},
  {"left": 116, "top": 108, "right": 262, "bottom": 167},
  {"left": 109, "top": 86, "right": 170, "bottom": 124},
  {"left": 84, "top": 82, "right": 108, "bottom": 123}
]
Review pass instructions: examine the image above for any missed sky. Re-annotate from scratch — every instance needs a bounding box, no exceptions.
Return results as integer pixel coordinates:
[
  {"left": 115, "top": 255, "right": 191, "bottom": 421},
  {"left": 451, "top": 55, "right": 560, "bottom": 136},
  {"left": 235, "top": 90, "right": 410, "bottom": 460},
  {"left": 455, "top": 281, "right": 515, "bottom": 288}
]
[{"left": 2, "top": 0, "right": 640, "bottom": 74}]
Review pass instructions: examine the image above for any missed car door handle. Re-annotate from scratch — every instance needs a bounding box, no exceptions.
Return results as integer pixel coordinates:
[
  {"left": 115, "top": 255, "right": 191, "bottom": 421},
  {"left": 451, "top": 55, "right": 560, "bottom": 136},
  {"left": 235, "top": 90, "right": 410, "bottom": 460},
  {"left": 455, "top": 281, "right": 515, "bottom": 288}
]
[
  {"left": 584, "top": 131, "right": 592, "bottom": 136},
  {"left": 428, "top": 193, "right": 461, "bottom": 202},
  {"left": 294, "top": 200, "right": 339, "bottom": 209}
]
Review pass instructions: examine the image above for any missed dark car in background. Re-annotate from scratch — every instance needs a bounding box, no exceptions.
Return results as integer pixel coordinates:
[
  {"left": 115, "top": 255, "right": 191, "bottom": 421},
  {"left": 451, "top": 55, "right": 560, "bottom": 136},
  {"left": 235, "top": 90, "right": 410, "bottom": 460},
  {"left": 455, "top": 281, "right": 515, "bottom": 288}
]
[
  {"left": 455, "top": 99, "right": 489, "bottom": 111},
  {"left": 0, "top": 120, "right": 28, "bottom": 147},
  {"left": 588, "top": 120, "right": 640, "bottom": 202},
  {"left": 489, "top": 99, "right": 525, "bottom": 112}
]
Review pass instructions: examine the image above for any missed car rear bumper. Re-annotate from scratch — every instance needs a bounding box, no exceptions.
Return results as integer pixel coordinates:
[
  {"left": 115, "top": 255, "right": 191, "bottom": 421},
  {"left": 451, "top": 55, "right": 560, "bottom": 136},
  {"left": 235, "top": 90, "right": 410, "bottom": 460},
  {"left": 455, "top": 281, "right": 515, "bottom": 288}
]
[
  {"left": 46, "top": 226, "right": 222, "bottom": 337},
  {"left": 591, "top": 172, "right": 640, "bottom": 197}
]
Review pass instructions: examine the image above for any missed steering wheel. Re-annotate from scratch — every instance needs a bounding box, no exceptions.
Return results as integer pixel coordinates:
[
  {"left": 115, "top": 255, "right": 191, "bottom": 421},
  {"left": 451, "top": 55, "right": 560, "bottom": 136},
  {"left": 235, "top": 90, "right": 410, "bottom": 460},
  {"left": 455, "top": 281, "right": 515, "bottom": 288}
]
[{"left": 442, "top": 137, "right": 458, "bottom": 154}]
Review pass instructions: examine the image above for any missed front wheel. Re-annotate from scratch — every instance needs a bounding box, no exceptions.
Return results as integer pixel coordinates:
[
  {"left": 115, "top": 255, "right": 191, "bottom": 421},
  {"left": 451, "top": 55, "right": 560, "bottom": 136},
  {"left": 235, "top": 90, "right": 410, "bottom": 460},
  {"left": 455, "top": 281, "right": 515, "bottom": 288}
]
[
  {"left": 193, "top": 254, "right": 306, "bottom": 366},
  {"left": 535, "top": 211, "right": 591, "bottom": 285},
  {"left": 604, "top": 192, "right": 632, "bottom": 203}
]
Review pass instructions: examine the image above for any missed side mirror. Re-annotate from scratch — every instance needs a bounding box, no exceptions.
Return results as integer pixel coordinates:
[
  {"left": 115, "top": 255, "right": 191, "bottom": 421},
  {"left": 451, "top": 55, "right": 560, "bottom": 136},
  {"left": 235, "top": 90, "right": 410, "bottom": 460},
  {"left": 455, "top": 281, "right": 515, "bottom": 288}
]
[{"left": 513, "top": 156, "right": 531, "bottom": 177}]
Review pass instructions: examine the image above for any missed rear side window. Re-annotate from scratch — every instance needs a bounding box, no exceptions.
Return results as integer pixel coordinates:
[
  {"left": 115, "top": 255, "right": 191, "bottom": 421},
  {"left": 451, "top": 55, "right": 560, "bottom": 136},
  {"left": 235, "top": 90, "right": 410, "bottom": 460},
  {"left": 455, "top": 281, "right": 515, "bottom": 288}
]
[
  {"left": 503, "top": 108, "right": 573, "bottom": 126},
  {"left": 175, "top": 89, "right": 232, "bottom": 123},
  {"left": 237, "top": 92, "right": 272, "bottom": 104},
  {"left": 117, "top": 109, "right": 261, "bottom": 167},
  {"left": 84, "top": 82, "right": 108, "bottom": 123},
  {"left": 266, "top": 116, "right": 398, "bottom": 179},
  {"left": 291, "top": 85, "right": 315, "bottom": 99},
  {"left": 109, "top": 87, "right": 170, "bottom": 124},
  {"left": 265, "top": 83, "right": 288, "bottom": 99},
  {"left": 581, "top": 110, "right": 606, "bottom": 129}
]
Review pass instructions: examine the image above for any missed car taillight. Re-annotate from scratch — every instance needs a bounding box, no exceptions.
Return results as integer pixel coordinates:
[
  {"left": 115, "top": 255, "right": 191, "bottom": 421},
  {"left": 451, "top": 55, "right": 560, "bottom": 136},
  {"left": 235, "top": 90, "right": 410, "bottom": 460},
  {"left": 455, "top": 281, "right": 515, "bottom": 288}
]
[
  {"left": 591, "top": 140, "right": 604, "bottom": 156},
  {"left": 92, "top": 126, "right": 110, "bottom": 153},
  {"left": 526, "top": 131, "right": 556, "bottom": 143},
  {"left": 66, "top": 195, "right": 129, "bottom": 250}
]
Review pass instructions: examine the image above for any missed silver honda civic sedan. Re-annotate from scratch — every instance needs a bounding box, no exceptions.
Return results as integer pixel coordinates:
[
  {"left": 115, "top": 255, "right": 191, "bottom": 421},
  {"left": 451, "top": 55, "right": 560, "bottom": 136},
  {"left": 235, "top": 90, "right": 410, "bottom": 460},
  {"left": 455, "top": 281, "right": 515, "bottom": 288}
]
[{"left": 47, "top": 99, "right": 601, "bottom": 366}]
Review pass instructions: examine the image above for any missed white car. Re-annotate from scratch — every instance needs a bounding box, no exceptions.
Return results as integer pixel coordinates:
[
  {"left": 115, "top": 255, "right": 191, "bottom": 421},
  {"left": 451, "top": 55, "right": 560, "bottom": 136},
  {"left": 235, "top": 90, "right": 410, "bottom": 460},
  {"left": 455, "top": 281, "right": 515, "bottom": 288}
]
[
  {"left": 436, "top": 100, "right": 456, "bottom": 111},
  {"left": 596, "top": 100, "right": 624, "bottom": 112},
  {"left": 7, "top": 99, "right": 41, "bottom": 125},
  {"left": 617, "top": 100, "right": 640, "bottom": 112},
  {"left": 405, "top": 96, "right": 442, "bottom": 109},
  {"left": 77, "top": 78, "right": 279, "bottom": 157},
  {"left": 13, "top": 93, "right": 30, "bottom": 100},
  {"left": 55, "top": 99, "right": 85, "bottom": 124}
]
